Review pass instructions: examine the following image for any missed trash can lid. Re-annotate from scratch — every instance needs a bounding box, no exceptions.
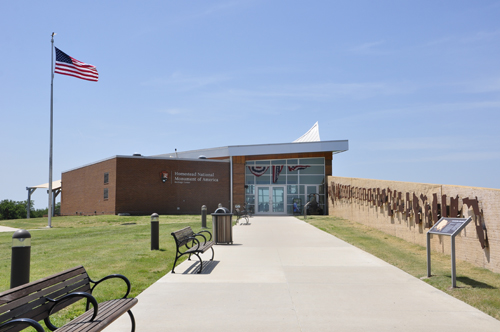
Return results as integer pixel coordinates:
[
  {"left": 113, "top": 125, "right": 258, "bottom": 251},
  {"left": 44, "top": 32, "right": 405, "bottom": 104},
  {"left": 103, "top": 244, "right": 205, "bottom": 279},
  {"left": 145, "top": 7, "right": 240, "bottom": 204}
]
[{"left": 214, "top": 207, "right": 230, "bottom": 213}]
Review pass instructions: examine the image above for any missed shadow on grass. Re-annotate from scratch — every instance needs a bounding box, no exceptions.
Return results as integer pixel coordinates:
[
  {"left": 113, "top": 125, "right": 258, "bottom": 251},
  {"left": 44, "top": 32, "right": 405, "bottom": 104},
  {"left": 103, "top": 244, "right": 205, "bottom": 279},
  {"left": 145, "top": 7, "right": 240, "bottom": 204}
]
[{"left": 454, "top": 276, "right": 497, "bottom": 289}]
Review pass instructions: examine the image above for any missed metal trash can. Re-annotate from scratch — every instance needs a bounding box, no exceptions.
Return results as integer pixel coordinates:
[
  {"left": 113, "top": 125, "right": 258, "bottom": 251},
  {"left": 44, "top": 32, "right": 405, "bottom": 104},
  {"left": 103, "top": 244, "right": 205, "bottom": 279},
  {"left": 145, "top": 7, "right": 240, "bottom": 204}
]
[{"left": 211, "top": 207, "right": 233, "bottom": 244}]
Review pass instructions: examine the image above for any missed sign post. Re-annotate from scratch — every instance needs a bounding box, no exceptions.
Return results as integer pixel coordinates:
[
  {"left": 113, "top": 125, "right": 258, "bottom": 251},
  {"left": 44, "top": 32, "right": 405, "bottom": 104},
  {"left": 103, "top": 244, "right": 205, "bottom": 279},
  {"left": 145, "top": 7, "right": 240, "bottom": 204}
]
[{"left": 426, "top": 217, "right": 472, "bottom": 288}]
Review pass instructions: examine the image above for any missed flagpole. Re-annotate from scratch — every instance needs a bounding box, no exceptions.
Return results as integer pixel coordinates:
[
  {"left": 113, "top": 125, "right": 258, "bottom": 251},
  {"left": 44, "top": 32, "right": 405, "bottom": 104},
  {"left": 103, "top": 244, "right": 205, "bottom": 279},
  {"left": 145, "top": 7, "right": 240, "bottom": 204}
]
[{"left": 48, "top": 32, "right": 55, "bottom": 228}]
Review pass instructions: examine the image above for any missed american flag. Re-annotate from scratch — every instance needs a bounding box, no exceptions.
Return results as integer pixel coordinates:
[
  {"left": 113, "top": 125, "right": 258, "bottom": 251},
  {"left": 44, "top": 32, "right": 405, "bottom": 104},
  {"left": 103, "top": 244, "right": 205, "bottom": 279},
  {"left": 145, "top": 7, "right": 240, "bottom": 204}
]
[{"left": 54, "top": 47, "right": 98, "bottom": 82}]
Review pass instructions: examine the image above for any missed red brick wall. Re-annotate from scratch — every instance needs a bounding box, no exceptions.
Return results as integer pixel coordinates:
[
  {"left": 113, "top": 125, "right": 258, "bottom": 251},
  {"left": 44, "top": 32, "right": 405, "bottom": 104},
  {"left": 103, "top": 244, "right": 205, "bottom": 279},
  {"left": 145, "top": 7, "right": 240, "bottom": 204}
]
[
  {"left": 61, "top": 158, "right": 117, "bottom": 216},
  {"left": 115, "top": 158, "right": 230, "bottom": 214},
  {"left": 61, "top": 157, "right": 230, "bottom": 215}
]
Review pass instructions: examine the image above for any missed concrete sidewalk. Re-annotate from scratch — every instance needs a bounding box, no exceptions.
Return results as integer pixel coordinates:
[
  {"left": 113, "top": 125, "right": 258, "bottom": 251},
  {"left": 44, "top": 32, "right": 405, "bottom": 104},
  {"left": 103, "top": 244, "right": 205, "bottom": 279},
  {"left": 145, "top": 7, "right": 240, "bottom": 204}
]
[
  {"left": 105, "top": 216, "right": 500, "bottom": 331},
  {"left": 0, "top": 226, "right": 19, "bottom": 233}
]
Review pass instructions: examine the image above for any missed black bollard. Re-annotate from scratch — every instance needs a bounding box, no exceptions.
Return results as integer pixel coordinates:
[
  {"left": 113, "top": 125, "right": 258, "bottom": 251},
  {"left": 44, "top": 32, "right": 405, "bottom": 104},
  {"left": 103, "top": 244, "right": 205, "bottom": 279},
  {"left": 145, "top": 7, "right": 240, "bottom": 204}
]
[
  {"left": 151, "top": 213, "right": 159, "bottom": 250},
  {"left": 201, "top": 205, "right": 207, "bottom": 228},
  {"left": 11, "top": 229, "right": 31, "bottom": 288}
]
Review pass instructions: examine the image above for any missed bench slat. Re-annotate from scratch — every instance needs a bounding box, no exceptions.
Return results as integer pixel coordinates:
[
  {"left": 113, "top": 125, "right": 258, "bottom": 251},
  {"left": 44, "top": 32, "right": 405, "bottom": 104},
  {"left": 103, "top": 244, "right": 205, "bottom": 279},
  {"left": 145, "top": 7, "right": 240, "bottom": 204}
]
[
  {"left": 172, "top": 227, "right": 195, "bottom": 247},
  {"left": 185, "top": 241, "right": 214, "bottom": 254},
  {"left": 0, "top": 266, "right": 87, "bottom": 305},
  {"left": 0, "top": 266, "right": 137, "bottom": 332},
  {"left": 56, "top": 298, "right": 137, "bottom": 332},
  {"left": 0, "top": 274, "right": 90, "bottom": 316}
]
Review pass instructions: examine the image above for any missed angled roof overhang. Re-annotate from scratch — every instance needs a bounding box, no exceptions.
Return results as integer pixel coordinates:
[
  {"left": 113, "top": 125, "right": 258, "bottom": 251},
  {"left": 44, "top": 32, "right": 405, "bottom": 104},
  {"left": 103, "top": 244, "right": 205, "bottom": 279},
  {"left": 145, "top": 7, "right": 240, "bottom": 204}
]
[
  {"left": 27, "top": 180, "right": 62, "bottom": 190},
  {"left": 154, "top": 140, "right": 348, "bottom": 159}
]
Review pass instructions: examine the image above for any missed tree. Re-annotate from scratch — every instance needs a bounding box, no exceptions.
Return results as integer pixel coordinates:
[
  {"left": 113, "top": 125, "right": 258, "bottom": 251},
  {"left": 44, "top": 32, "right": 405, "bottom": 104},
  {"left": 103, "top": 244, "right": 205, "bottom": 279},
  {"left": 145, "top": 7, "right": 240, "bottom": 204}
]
[
  {"left": 0, "top": 199, "right": 27, "bottom": 220},
  {"left": 0, "top": 199, "right": 56, "bottom": 220}
]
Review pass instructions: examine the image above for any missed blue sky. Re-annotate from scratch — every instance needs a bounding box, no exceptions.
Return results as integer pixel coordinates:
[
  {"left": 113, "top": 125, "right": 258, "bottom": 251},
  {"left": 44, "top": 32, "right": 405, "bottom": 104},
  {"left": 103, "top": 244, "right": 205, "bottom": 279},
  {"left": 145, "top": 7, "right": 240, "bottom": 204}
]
[{"left": 1, "top": 0, "right": 500, "bottom": 209}]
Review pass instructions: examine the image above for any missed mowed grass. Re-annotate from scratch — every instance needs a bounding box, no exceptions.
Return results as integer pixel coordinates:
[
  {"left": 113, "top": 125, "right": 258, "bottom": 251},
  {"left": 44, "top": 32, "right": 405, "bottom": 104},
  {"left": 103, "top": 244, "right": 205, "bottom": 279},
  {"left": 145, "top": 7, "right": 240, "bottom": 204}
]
[
  {"left": 305, "top": 215, "right": 500, "bottom": 320},
  {"left": 0, "top": 214, "right": 209, "bottom": 330}
]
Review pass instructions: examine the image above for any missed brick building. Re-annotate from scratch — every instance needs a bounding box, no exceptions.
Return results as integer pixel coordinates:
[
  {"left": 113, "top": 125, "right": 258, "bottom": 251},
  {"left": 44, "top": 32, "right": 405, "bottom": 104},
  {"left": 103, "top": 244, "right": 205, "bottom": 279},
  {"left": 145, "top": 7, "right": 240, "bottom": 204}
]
[{"left": 61, "top": 139, "right": 348, "bottom": 216}]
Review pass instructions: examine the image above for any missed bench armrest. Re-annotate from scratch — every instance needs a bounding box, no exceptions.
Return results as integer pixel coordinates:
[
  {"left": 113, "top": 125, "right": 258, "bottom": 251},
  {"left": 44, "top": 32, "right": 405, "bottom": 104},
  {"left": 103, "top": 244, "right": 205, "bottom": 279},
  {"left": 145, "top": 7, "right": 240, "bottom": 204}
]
[
  {"left": 195, "top": 230, "right": 213, "bottom": 242},
  {"left": 185, "top": 236, "right": 201, "bottom": 250},
  {"left": 44, "top": 292, "right": 98, "bottom": 331},
  {"left": 89, "top": 274, "right": 132, "bottom": 299},
  {"left": 0, "top": 318, "right": 45, "bottom": 332}
]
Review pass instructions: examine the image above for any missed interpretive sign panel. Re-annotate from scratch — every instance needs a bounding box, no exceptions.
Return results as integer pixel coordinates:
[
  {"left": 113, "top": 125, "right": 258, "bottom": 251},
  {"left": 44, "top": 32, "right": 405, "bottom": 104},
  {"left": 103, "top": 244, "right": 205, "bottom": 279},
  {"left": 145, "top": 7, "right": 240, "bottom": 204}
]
[
  {"left": 427, "top": 217, "right": 472, "bottom": 288},
  {"left": 428, "top": 217, "right": 471, "bottom": 236}
]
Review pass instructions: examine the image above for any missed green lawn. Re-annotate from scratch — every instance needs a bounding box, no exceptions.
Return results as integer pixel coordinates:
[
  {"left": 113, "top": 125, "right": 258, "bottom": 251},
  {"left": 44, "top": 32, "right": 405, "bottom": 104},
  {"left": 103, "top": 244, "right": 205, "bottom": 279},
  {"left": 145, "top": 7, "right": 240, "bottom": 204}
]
[{"left": 0, "top": 214, "right": 209, "bottom": 330}]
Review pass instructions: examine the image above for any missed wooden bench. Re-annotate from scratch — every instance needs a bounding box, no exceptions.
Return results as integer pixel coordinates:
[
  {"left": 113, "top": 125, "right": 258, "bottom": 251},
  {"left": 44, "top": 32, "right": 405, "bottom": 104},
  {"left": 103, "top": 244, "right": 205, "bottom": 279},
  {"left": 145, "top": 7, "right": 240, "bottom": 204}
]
[
  {"left": 171, "top": 227, "right": 214, "bottom": 274},
  {"left": 0, "top": 266, "right": 138, "bottom": 332}
]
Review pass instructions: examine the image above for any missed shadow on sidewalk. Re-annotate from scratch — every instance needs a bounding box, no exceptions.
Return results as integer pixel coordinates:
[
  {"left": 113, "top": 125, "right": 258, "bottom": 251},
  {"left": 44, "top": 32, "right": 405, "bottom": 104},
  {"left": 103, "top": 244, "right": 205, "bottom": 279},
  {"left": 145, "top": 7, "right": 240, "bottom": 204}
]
[{"left": 183, "top": 260, "right": 220, "bottom": 274}]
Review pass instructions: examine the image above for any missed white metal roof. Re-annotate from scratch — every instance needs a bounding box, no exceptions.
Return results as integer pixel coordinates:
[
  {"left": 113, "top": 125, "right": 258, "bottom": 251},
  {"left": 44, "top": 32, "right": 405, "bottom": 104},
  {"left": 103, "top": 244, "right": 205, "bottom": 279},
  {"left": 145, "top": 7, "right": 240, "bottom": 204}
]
[{"left": 154, "top": 140, "right": 348, "bottom": 159}]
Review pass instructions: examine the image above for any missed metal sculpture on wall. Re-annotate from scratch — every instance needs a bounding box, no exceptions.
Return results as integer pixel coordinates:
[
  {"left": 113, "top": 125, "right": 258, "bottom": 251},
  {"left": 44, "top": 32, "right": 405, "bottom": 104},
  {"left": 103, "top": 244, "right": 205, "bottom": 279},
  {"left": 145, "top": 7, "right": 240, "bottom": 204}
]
[{"left": 329, "top": 182, "right": 488, "bottom": 249}]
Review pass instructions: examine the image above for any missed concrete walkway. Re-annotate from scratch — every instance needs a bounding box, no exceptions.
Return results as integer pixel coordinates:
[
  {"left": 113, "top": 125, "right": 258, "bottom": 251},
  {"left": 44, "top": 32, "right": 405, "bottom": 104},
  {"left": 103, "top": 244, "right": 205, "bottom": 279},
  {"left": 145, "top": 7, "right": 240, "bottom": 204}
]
[
  {"left": 0, "top": 225, "right": 19, "bottom": 233},
  {"left": 105, "top": 216, "right": 500, "bottom": 332}
]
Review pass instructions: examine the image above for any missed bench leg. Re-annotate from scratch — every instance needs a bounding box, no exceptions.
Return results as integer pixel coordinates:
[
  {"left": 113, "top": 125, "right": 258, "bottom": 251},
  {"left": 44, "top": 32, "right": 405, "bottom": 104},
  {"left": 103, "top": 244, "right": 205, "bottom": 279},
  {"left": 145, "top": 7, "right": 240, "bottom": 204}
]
[
  {"left": 128, "top": 310, "right": 136, "bottom": 332},
  {"left": 210, "top": 246, "right": 214, "bottom": 261},
  {"left": 171, "top": 254, "right": 180, "bottom": 273}
]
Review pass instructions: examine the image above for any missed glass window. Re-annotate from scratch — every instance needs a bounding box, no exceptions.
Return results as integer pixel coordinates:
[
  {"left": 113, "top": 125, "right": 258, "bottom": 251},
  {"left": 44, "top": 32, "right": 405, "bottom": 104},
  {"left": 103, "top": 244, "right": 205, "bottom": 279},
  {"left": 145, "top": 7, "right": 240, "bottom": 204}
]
[
  {"left": 256, "top": 175, "right": 270, "bottom": 184},
  {"left": 246, "top": 175, "right": 255, "bottom": 184},
  {"left": 246, "top": 185, "right": 255, "bottom": 194},
  {"left": 300, "top": 175, "right": 325, "bottom": 185},
  {"left": 287, "top": 175, "right": 298, "bottom": 184},
  {"left": 300, "top": 165, "right": 324, "bottom": 175},
  {"left": 299, "top": 158, "right": 324, "bottom": 164},
  {"left": 299, "top": 185, "right": 305, "bottom": 195},
  {"left": 255, "top": 160, "right": 270, "bottom": 165},
  {"left": 287, "top": 185, "right": 299, "bottom": 195},
  {"left": 287, "top": 159, "right": 298, "bottom": 165},
  {"left": 272, "top": 175, "right": 286, "bottom": 184},
  {"left": 104, "top": 188, "right": 109, "bottom": 200},
  {"left": 104, "top": 172, "right": 109, "bottom": 184},
  {"left": 287, "top": 195, "right": 299, "bottom": 204},
  {"left": 245, "top": 195, "right": 255, "bottom": 204}
]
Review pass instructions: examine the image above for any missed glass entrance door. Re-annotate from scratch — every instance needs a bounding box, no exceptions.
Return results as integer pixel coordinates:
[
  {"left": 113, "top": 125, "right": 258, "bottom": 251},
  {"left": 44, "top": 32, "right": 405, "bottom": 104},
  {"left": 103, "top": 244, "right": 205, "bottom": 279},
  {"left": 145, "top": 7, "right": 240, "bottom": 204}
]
[{"left": 257, "top": 186, "right": 285, "bottom": 214}]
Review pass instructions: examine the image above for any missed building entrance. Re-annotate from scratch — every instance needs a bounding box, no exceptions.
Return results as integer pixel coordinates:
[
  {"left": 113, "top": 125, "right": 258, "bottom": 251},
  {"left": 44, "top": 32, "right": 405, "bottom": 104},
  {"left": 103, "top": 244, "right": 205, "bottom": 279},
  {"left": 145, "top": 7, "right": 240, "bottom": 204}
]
[{"left": 256, "top": 186, "right": 286, "bottom": 214}]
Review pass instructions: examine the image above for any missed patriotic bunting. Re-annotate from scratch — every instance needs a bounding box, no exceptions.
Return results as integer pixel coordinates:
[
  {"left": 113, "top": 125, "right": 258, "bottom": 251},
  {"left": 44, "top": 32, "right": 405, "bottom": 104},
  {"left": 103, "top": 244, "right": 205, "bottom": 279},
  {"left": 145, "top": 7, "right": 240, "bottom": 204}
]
[
  {"left": 288, "top": 165, "right": 310, "bottom": 172},
  {"left": 248, "top": 166, "right": 269, "bottom": 177},
  {"left": 249, "top": 165, "right": 310, "bottom": 182},
  {"left": 272, "top": 165, "right": 284, "bottom": 183}
]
